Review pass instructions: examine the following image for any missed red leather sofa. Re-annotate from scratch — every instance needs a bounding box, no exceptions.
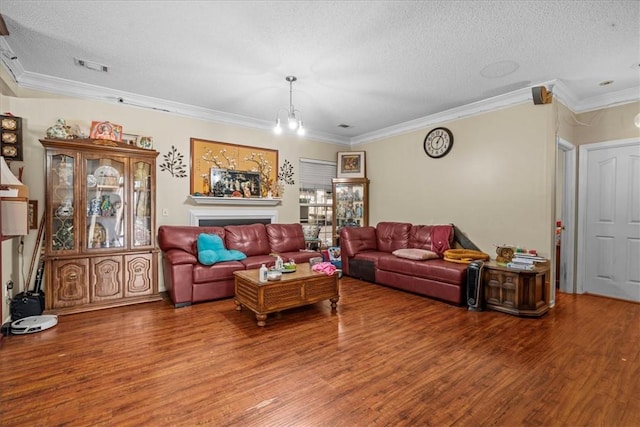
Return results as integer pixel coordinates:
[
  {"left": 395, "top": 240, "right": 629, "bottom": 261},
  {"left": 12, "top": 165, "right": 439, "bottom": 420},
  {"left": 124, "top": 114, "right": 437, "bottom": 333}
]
[
  {"left": 158, "top": 223, "right": 321, "bottom": 307},
  {"left": 340, "top": 222, "right": 468, "bottom": 305}
]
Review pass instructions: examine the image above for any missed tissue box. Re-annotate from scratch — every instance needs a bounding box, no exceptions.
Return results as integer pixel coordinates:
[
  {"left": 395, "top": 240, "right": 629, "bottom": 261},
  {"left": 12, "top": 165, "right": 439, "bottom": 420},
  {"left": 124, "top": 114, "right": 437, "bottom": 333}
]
[{"left": 1, "top": 198, "right": 28, "bottom": 235}]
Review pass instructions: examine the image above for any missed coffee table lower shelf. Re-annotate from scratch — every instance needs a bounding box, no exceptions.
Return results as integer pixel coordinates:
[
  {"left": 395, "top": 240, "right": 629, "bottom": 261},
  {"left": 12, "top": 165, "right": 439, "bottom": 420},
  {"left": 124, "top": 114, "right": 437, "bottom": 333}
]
[{"left": 234, "top": 263, "right": 339, "bottom": 327}]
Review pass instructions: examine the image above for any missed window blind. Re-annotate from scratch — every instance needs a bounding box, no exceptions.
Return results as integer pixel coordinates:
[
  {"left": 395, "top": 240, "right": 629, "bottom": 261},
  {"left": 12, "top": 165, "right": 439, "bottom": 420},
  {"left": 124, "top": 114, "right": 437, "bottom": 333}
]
[{"left": 299, "top": 159, "right": 336, "bottom": 191}]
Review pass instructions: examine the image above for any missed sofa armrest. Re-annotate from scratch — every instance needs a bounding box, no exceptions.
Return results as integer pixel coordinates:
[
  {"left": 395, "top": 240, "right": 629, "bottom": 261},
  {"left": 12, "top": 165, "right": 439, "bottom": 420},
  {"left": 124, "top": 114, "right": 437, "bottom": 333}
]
[
  {"left": 161, "top": 258, "right": 196, "bottom": 307},
  {"left": 340, "top": 226, "right": 378, "bottom": 275},
  {"left": 163, "top": 248, "right": 198, "bottom": 265},
  {"left": 340, "top": 226, "right": 378, "bottom": 256}
]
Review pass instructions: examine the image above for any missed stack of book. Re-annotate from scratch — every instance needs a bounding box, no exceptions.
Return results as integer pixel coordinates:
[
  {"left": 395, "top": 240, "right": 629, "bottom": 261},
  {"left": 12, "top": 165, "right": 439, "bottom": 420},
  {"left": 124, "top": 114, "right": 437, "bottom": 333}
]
[{"left": 507, "top": 253, "right": 547, "bottom": 270}]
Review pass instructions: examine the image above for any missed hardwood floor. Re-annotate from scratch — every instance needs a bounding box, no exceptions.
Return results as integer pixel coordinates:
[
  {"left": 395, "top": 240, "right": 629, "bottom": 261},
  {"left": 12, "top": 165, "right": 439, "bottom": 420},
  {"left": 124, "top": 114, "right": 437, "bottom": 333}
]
[{"left": 1, "top": 277, "right": 639, "bottom": 426}]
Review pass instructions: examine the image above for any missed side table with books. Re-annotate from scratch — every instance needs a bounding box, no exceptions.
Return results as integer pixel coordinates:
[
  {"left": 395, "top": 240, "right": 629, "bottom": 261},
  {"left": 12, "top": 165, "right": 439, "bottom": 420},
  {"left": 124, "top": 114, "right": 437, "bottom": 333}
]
[{"left": 482, "top": 260, "right": 550, "bottom": 317}]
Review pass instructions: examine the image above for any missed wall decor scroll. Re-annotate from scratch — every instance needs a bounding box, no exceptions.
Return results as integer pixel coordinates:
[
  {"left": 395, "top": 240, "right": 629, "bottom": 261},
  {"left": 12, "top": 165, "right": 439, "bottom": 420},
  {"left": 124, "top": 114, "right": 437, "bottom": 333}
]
[
  {"left": 190, "top": 138, "right": 278, "bottom": 197},
  {"left": 278, "top": 159, "right": 295, "bottom": 185}
]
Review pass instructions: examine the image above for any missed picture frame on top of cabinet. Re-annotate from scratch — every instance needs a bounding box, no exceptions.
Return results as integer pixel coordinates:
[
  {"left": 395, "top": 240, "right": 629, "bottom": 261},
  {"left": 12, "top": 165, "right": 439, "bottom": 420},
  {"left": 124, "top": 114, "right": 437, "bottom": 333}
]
[
  {"left": 89, "top": 121, "right": 123, "bottom": 142},
  {"left": 337, "top": 151, "right": 366, "bottom": 178},
  {"left": 121, "top": 133, "right": 139, "bottom": 146}
]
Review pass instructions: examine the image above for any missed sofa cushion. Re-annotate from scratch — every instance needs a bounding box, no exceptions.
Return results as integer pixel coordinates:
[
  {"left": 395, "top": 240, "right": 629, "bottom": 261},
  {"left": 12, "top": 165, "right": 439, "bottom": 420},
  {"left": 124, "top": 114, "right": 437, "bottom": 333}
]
[
  {"left": 392, "top": 248, "right": 439, "bottom": 260},
  {"left": 376, "top": 222, "right": 411, "bottom": 253},
  {"left": 192, "top": 261, "right": 245, "bottom": 284},
  {"left": 224, "top": 223, "right": 270, "bottom": 256},
  {"left": 378, "top": 254, "right": 467, "bottom": 285},
  {"left": 409, "top": 224, "right": 454, "bottom": 256},
  {"left": 408, "top": 225, "right": 434, "bottom": 250},
  {"left": 266, "top": 223, "right": 305, "bottom": 253},
  {"left": 197, "top": 233, "right": 246, "bottom": 265},
  {"left": 158, "top": 225, "right": 225, "bottom": 256}
]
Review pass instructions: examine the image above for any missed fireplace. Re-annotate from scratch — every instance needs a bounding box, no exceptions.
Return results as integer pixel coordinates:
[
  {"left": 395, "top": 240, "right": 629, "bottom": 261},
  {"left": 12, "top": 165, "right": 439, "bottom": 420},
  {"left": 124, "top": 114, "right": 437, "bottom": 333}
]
[{"left": 188, "top": 209, "right": 278, "bottom": 227}]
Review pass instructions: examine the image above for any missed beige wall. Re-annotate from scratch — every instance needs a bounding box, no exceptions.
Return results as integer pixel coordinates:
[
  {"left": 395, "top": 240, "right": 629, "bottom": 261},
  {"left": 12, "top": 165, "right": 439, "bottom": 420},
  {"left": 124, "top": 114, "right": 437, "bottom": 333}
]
[{"left": 360, "top": 102, "right": 557, "bottom": 260}]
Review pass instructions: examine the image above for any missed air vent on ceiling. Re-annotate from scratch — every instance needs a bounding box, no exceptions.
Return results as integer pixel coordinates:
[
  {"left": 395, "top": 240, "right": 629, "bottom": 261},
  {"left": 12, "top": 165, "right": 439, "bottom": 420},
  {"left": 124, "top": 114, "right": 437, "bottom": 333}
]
[{"left": 74, "top": 58, "right": 108, "bottom": 73}]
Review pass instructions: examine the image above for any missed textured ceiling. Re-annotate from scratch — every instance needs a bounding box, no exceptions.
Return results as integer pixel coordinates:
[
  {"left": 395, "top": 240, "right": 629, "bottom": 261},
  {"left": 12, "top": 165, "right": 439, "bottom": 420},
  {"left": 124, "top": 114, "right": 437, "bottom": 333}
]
[{"left": 0, "top": 1, "right": 639, "bottom": 144}]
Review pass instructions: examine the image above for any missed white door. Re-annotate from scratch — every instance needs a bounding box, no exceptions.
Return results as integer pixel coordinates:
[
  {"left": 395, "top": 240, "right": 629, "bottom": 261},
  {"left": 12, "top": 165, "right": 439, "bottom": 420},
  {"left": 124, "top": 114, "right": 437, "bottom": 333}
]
[{"left": 582, "top": 141, "right": 640, "bottom": 302}]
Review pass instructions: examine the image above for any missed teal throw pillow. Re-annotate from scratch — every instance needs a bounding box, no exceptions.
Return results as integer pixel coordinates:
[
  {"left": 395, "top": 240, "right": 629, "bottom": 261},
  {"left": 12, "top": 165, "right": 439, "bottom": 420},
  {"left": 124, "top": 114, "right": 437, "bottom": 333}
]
[{"left": 197, "top": 233, "right": 246, "bottom": 265}]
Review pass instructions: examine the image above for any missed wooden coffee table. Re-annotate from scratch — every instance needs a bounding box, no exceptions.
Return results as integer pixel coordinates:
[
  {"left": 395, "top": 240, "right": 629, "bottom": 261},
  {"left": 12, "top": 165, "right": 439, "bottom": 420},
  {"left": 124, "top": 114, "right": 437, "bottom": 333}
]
[{"left": 234, "top": 263, "right": 339, "bottom": 327}]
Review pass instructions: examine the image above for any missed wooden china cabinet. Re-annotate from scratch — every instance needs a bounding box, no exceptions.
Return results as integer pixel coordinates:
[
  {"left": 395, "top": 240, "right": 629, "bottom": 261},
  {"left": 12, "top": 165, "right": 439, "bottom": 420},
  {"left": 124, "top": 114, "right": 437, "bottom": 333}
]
[
  {"left": 331, "top": 178, "right": 369, "bottom": 246},
  {"left": 40, "top": 138, "right": 160, "bottom": 315}
]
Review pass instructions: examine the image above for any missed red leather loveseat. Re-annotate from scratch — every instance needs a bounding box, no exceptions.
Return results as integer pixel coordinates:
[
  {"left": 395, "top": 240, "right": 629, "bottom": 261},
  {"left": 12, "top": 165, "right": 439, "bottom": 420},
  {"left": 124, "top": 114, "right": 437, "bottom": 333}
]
[
  {"left": 158, "top": 223, "right": 321, "bottom": 307},
  {"left": 340, "top": 222, "right": 468, "bottom": 305}
]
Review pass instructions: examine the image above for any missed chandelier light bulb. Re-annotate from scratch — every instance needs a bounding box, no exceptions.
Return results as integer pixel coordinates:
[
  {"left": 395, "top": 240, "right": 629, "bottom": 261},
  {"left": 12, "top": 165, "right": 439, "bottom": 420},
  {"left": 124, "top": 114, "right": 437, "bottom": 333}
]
[
  {"left": 288, "top": 115, "right": 298, "bottom": 130},
  {"left": 297, "top": 122, "right": 305, "bottom": 136},
  {"left": 274, "top": 118, "right": 282, "bottom": 134}
]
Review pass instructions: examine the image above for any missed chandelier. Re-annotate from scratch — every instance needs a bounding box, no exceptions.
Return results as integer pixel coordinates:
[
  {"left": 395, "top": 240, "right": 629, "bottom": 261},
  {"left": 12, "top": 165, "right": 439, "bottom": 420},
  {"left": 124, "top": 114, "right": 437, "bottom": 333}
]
[{"left": 274, "top": 76, "right": 305, "bottom": 136}]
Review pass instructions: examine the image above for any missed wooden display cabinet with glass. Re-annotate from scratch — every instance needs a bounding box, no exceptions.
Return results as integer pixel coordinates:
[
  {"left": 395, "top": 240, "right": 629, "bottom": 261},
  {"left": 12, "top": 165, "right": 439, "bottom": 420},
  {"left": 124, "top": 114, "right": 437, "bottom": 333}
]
[
  {"left": 40, "top": 138, "right": 160, "bottom": 315},
  {"left": 331, "top": 178, "right": 369, "bottom": 246}
]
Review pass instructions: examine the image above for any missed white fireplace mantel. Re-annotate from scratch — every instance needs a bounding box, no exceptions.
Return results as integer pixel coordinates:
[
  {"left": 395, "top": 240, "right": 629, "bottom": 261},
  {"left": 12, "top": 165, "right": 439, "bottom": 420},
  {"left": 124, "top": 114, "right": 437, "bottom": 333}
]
[
  {"left": 189, "top": 208, "right": 279, "bottom": 226},
  {"left": 187, "top": 195, "right": 282, "bottom": 207}
]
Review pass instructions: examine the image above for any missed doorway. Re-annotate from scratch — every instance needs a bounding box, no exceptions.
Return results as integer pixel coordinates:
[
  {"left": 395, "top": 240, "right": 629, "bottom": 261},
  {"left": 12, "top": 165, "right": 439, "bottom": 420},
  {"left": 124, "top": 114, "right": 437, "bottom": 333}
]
[
  {"left": 556, "top": 138, "right": 576, "bottom": 294},
  {"left": 577, "top": 138, "right": 640, "bottom": 302}
]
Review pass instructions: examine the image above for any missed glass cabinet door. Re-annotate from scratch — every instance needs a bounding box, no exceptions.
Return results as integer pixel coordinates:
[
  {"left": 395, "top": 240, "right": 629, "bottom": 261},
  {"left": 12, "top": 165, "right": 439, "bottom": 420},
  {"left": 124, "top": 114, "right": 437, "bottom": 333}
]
[
  {"left": 86, "top": 157, "right": 125, "bottom": 249},
  {"left": 332, "top": 178, "right": 369, "bottom": 246},
  {"left": 50, "top": 153, "right": 77, "bottom": 252},
  {"left": 132, "top": 160, "right": 152, "bottom": 247}
]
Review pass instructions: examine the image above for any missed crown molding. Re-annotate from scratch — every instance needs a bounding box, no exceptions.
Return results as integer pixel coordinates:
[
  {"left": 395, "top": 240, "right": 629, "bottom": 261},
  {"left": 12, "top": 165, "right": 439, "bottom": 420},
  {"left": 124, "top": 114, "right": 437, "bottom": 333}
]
[
  {"left": 2, "top": 52, "right": 637, "bottom": 146},
  {"left": 352, "top": 80, "right": 639, "bottom": 145},
  {"left": 351, "top": 86, "right": 538, "bottom": 145},
  {"left": 0, "top": 37, "right": 24, "bottom": 82},
  {"left": 565, "top": 85, "right": 640, "bottom": 113},
  {"left": 9, "top": 67, "right": 352, "bottom": 145}
]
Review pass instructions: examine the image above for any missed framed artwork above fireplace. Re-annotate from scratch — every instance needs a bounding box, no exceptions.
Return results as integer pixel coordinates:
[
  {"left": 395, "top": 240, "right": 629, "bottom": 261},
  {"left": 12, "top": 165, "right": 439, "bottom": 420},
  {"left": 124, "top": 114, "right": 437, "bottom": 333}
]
[{"left": 190, "top": 138, "right": 278, "bottom": 197}]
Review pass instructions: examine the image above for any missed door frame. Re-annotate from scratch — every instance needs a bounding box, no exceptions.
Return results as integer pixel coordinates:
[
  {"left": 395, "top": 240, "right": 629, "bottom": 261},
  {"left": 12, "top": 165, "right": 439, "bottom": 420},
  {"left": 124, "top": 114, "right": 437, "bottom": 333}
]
[
  {"left": 557, "top": 138, "right": 576, "bottom": 294},
  {"left": 576, "top": 137, "right": 640, "bottom": 294}
]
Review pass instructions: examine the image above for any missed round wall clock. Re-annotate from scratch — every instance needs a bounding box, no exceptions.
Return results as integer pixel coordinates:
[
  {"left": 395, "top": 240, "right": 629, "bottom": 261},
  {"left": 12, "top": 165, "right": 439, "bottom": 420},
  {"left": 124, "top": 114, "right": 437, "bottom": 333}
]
[{"left": 423, "top": 127, "right": 454, "bottom": 158}]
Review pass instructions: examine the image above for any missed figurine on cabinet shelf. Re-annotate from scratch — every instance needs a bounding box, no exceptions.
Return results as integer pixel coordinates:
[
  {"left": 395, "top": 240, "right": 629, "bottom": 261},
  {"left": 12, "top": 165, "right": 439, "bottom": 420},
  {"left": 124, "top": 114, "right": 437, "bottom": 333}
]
[
  {"left": 55, "top": 199, "right": 74, "bottom": 217},
  {"left": 100, "top": 195, "right": 113, "bottom": 216},
  {"left": 56, "top": 157, "right": 73, "bottom": 186},
  {"left": 46, "top": 118, "right": 72, "bottom": 140},
  {"left": 88, "top": 197, "right": 101, "bottom": 215}
]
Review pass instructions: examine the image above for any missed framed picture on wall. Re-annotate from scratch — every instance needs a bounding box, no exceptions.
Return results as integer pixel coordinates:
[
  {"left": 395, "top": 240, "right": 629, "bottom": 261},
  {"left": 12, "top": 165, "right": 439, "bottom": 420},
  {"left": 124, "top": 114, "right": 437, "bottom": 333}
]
[
  {"left": 210, "top": 168, "right": 261, "bottom": 198},
  {"left": 28, "top": 200, "right": 38, "bottom": 230},
  {"left": 337, "top": 151, "right": 366, "bottom": 178},
  {"left": 190, "top": 138, "right": 278, "bottom": 197}
]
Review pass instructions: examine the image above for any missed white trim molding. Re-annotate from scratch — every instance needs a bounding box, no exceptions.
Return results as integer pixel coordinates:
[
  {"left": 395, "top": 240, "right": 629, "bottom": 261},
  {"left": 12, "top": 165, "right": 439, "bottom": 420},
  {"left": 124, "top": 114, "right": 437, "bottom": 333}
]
[{"left": 189, "top": 209, "right": 278, "bottom": 226}]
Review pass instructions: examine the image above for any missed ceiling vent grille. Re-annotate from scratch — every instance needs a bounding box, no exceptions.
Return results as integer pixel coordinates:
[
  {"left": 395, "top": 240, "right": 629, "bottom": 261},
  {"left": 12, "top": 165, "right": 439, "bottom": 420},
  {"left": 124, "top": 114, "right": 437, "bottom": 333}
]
[{"left": 74, "top": 58, "right": 108, "bottom": 73}]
